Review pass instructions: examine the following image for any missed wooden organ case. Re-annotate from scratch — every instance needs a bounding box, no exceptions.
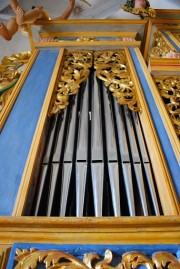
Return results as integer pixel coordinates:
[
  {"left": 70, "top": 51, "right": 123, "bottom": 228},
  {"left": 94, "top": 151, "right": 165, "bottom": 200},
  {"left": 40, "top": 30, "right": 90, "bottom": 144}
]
[{"left": 0, "top": 13, "right": 179, "bottom": 269}]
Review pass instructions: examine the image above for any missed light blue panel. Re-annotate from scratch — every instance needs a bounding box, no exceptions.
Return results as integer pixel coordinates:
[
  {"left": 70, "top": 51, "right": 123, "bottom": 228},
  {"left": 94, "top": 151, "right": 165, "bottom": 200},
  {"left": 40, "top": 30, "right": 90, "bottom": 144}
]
[
  {"left": 130, "top": 48, "right": 180, "bottom": 200},
  {"left": 162, "top": 31, "right": 180, "bottom": 52},
  {"left": 7, "top": 243, "right": 180, "bottom": 269},
  {"left": 0, "top": 49, "right": 59, "bottom": 216}
]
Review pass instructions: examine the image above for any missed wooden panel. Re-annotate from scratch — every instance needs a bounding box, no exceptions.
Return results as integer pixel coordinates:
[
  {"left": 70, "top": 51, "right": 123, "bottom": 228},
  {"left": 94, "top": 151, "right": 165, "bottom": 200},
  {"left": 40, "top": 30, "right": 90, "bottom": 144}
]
[{"left": 0, "top": 49, "right": 60, "bottom": 216}]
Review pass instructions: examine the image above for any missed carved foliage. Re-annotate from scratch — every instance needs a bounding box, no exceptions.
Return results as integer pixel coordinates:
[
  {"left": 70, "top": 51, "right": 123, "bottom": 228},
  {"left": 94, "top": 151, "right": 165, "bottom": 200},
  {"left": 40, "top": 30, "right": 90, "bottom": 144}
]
[
  {"left": 0, "top": 51, "right": 31, "bottom": 111},
  {"left": 153, "top": 76, "right": 180, "bottom": 138},
  {"left": 13, "top": 249, "right": 179, "bottom": 269},
  {"left": 94, "top": 50, "right": 140, "bottom": 111},
  {"left": 150, "top": 32, "right": 171, "bottom": 58},
  {"left": 49, "top": 49, "right": 141, "bottom": 115},
  {"left": 48, "top": 50, "right": 93, "bottom": 116}
]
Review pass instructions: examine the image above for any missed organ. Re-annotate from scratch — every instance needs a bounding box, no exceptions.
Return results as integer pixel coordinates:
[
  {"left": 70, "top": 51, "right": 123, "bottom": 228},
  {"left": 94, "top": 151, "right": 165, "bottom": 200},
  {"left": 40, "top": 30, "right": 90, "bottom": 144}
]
[{"left": 0, "top": 10, "right": 179, "bottom": 269}]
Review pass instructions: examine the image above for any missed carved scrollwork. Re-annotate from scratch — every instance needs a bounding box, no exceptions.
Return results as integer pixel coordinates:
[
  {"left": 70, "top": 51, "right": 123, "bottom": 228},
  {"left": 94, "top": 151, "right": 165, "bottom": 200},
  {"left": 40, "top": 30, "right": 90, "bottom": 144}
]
[
  {"left": 76, "top": 37, "right": 98, "bottom": 42},
  {"left": 152, "top": 251, "right": 180, "bottom": 269},
  {"left": 153, "top": 76, "right": 180, "bottom": 138},
  {"left": 94, "top": 50, "right": 140, "bottom": 111},
  {"left": 48, "top": 50, "right": 93, "bottom": 116},
  {"left": 150, "top": 32, "right": 172, "bottom": 58},
  {"left": 13, "top": 249, "right": 179, "bottom": 269},
  {"left": 14, "top": 248, "right": 89, "bottom": 269},
  {"left": 0, "top": 51, "right": 31, "bottom": 111},
  {"left": 122, "top": 251, "right": 153, "bottom": 269}
]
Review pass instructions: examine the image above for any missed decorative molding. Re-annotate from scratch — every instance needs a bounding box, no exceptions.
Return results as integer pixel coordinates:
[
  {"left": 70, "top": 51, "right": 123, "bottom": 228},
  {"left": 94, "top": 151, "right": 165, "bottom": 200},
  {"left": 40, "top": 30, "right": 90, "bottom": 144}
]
[
  {"left": 48, "top": 50, "right": 93, "bottom": 116},
  {"left": 13, "top": 249, "right": 179, "bottom": 269},
  {"left": 0, "top": 246, "right": 11, "bottom": 269},
  {"left": 94, "top": 50, "right": 141, "bottom": 111},
  {"left": 173, "top": 32, "right": 180, "bottom": 42},
  {"left": 153, "top": 75, "right": 180, "bottom": 138}
]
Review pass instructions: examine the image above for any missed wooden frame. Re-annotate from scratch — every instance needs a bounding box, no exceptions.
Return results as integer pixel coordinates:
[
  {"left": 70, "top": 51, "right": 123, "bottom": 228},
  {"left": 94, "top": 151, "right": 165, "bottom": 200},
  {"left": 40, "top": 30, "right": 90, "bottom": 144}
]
[
  {"left": 143, "top": 19, "right": 180, "bottom": 62},
  {"left": 28, "top": 19, "right": 148, "bottom": 51},
  {"left": 0, "top": 19, "right": 179, "bottom": 268},
  {"left": 9, "top": 47, "right": 178, "bottom": 217}
]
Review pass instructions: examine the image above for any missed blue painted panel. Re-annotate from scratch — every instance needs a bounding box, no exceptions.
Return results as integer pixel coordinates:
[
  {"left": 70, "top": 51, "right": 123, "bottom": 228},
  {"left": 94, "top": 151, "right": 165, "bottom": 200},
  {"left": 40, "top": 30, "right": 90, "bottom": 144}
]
[
  {"left": 7, "top": 243, "right": 180, "bottom": 269},
  {"left": 162, "top": 31, "right": 180, "bottom": 52},
  {"left": 0, "top": 49, "right": 59, "bottom": 216},
  {"left": 130, "top": 48, "right": 180, "bottom": 200}
]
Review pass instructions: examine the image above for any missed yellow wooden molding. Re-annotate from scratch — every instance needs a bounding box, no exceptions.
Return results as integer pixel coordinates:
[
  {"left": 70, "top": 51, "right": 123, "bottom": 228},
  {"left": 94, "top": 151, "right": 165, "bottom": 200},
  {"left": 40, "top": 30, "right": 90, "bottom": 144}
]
[
  {"left": 34, "top": 40, "right": 141, "bottom": 48},
  {"left": 0, "top": 246, "right": 11, "bottom": 269},
  {"left": 0, "top": 216, "right": 179, "bottom": 244},
  {"left": 165, "top": 30, "right": 180, "bottom": 49},
  {"left": 39, "top": 31, "right": 137, "bottom": 38}
]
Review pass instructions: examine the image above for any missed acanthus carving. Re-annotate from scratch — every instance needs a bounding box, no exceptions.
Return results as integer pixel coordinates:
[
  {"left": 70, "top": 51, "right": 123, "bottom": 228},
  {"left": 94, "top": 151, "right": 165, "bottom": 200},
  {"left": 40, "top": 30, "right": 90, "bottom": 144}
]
[
  {"left": 48, "top": 50, "right": 93, "bottom": 116},
  {"left": 150, "top": 31, "right": 172, "bottom": 58},
  {"left": 153, "top": 76, "right": 180, "bottom": 138},
  {"left": 0, "top": 51, "right": 31, "bottom": 112},
  {"left": 49, "top": 50, "right": 141, "bottom": 115},
  {"left": 13, "top": 249, "right": 180, "bottom": 269},
  {"left": 94, "top": 50, "right": 140, "bottom": 111}
]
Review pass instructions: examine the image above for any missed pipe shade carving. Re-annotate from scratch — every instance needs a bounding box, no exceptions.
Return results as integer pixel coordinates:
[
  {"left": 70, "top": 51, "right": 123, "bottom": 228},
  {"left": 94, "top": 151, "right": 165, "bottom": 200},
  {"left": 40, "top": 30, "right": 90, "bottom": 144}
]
[{"left": 13, "top": 249, "right": 179, "bottom": 269}]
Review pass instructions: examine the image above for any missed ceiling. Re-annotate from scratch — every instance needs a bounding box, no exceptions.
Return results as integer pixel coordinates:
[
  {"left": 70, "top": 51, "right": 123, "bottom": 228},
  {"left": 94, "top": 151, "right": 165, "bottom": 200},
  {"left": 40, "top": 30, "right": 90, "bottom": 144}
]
[
  {"left": 0, "top": 0, "right": 179, "bottom": 62},
  {"left": 0, "top": 0, "right": 179, "bottom": 21}
]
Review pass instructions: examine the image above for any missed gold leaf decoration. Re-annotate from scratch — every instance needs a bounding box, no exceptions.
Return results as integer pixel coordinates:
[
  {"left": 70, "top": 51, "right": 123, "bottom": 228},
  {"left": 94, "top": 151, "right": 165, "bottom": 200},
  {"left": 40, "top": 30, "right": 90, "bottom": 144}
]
[
  {"left": 13, "top": 249, "right": 179, "bottom": 269},
  {"left": 14, "top": 248, "right": 89, "bottom": 269},
  {"left": 152, "top": 251, "right": 180, "bottom": 269},
  {"left": 122, "top": 251, "right": 153, "bottom": 269},
  {"left": 94, "top": 50, "right": 140, "bottom": 112},
  {"left": 153, "top": 75, "right": 180, "bottom": 138},
  {"left": 0, "top": 51, "right": 31, "bottom": 111},
  {"left": 150, "top": 32, "right": 173, "bottom": 58},
  {"left": 48, "top": 50, "right": 93, "bottom": 116}
]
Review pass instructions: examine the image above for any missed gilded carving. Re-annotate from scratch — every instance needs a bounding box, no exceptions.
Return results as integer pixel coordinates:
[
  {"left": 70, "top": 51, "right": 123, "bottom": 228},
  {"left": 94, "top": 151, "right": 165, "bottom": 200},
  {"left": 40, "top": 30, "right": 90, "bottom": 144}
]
[
  {"left": 49, "top": 50, "right": 93, "bottom": 116},
  {"left": 49, "top": 50, "right": 140, "bottom": 115},
  {"left": 122, "top": 251, "right": 153, "bottom": 269},
  {"left": 13, "top": 249, "right": 179, "bottom": 269},
  {"left": 150, "top": 32, "right": 172, "bottom": 58},
  {"left": 153, "top": 76, "right": 180, "bottom": 138},
  {"left": 77, "top": 37, "right": 98, "bottom": 42},
  {"left": 94, "top": 50, "right": 140, "bottom": 111},
  {"left": 0, "top": 51, "right": 31, "bottom": 112},
  {"left": 152, "top": 251, "right": 180, "bottom": 269}
]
